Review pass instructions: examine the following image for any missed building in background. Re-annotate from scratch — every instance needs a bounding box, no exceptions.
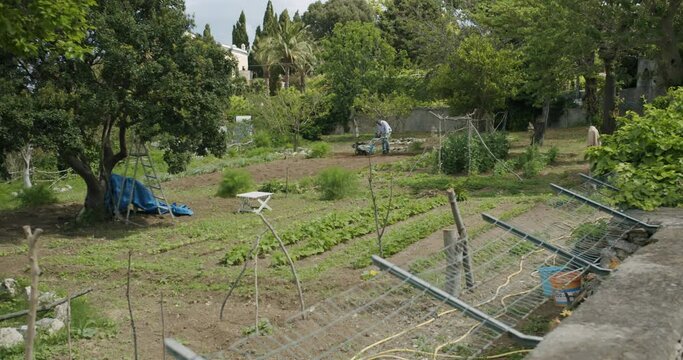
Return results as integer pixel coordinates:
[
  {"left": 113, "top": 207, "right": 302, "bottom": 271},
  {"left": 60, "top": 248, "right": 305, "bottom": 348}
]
[{"left": 223, "top": 43, "right": 251, "bottom": 81}]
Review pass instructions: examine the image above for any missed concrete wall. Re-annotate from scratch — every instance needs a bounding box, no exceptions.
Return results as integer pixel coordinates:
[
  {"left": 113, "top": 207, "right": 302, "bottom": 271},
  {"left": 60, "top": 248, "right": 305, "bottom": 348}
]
[
  {"left": 528, "top": 209, "right": 683, "bottom": 360},
  {"left": 335, "top": 107, "right": 466, "bottom": 134}
]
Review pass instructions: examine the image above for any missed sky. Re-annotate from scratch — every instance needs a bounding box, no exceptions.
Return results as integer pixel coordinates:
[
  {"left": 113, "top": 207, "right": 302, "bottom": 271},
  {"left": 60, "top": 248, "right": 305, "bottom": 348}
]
[{"left": 185, "top": 0, "right": 316, "bottom": 46}]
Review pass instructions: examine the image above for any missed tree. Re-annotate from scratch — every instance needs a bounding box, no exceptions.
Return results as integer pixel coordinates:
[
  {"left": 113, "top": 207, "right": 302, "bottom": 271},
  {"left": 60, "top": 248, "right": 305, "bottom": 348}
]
[
  {"left": 321, "top": 22, "right": 398, "bottom": 130},
  {"left": 640, "top": 0, "right": 683, "bottom": 87},
  {"left": 473, "top": 0, "right": 596, "bottom": 142},
  {"left": 262, "top": 0, "right": 279, "bottom": 36},
  {"left": 302, "top": 0, "right": 376, "bottom": 39},
  {"left": 252, "top": 36, "right": 279, "bottom": 91},
  {"left": 379, "top": 0, "right": 443, "bottom": 62},
  {"left": 429, "top": 33, "right": 523, "bottom": 128},
  {"left": 250, "top": 86, "right": 330, "bottom": 150},
  {"left": 279, "top": 9, "right": 291, "bottom": 28},
  {"left": 0, "top": 0, "right": 237, "bottom": 218},
  {"left": 263, "top": 21, "right": 316, "bottom": 89},
  {"left": 0, "top": 0, "right": 95, "bottom": 58},
  {"left": 293, "top": 10, "right": 302, "bottom": 23},
  {"left": 232, "top": 10, "right": 249, "bottom": 49}
]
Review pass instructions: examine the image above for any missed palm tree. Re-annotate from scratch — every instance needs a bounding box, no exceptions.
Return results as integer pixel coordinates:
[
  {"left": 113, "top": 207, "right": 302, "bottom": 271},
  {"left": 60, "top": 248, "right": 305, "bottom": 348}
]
[
  {"left": 252, "top": 36, "right": 279, "bottom": 92},
  {"left": 271, "top": 21, "right": 316, "bottom": 88}
]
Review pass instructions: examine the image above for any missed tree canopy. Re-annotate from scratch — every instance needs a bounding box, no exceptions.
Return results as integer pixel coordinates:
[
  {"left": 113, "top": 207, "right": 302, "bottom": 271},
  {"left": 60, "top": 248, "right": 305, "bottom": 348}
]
[
  {"left": 303, "top": 0, "right": 376, "bottom": 39},
  {"left": 0, "top": 0, "right": 95, "bottom": 58},
  {"left": 321, "top": 22, "right": 399, "bottom": 129},
  {"left": 232, "top": 10, "right": 249, "bottom": 49},
  {"left": 0, "top": 0, "right": 238, "bottom": 217}
]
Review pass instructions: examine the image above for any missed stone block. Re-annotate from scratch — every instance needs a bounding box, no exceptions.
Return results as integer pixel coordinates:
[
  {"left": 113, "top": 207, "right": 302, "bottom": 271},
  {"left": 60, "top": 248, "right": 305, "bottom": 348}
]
[
  {"left": 0, "top": 328, "right": 23, "bottom": 348},
  {"left": 36, "top": 318, "right": 65, "bottom": 336},
  {"left": 54, "top": 302, "right": 70, "bottom": 323}
]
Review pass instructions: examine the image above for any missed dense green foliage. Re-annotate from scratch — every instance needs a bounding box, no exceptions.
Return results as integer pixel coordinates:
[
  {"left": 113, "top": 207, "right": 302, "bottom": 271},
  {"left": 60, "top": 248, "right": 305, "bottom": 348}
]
[
  {"left": 439, "top": 131, "right": 510, "bottom": 174},
  {"left": 308, "top": 142, "right": 332, "bottom": 158},
  {"left": 321, "top": 22, "right": 398, "bottom": 129},
  {"left": 0, "top": 0, "right": 238, "bottom": 216},
  {"left": 303, "top": 0, "right": 375, "bottom": 39},
  {"left": 316, "top": 166, "right": 358, "bottom": 200},
  {"left": 232, "top": 11, "right": 249, "bottom": 49},
  {"left": 0, "top": 0, "right": 94, "bottom": 57},
  {"left": 216, "top": 169, "right": 254, "bottom": 198},
  {"left": 15, "top": 184, "right": 58, "bottom": 207},
  {"left": 430, "top": 34, "right": 522, "bottom": 118},
  {"left": 586, "top": 88, "right": 683, "bottom": 210}
]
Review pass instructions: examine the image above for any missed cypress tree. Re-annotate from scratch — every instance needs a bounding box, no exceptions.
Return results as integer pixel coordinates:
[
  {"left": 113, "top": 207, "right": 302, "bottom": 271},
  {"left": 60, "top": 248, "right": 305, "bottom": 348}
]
[
  {"left": 262, "top": 0, "right": 278, "bottom": 36},
  {"left": 231, "top": 10, "right": 249, "bottom": 49}
]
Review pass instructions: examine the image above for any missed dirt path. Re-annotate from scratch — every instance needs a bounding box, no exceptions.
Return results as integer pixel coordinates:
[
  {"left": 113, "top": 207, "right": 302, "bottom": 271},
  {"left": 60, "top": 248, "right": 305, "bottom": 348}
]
[{"left": 167, "top": 153, "right": 411, "bottom": 191}]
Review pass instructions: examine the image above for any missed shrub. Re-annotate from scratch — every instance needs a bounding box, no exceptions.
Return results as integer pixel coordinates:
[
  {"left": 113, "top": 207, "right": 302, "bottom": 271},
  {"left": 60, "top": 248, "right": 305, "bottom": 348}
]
[
  {"left": 253, "top": 131, "right": 272, "bottom": 148},
  {"left": 258, "top": 179, "right": 307, "bottom": 194},
  {"left": 493, "top": 159, "right": 517, "bottom": 176},
  {"left": 439, "top": 131, "right": 509, "bottom": 174},
  {"left": 586, "top": 87, "right": 683, "bottom": 210},
  {"left": 216, "top": 169, "right": 253, "bottom": 198},
  {"left": 316, "top": 167, "right": 358, "bottom": 200},
  {"left": 308, "top": 142, "right": 331, "bottom": 158},
  {"left": 16, "top": 184, "right": 58, "bottom": 207},
  {"left": 516, "top": 146, "right": 546, "bottom": 178},
  {"left": 546, "top": 145, "right": 560, "bottom": 164}
]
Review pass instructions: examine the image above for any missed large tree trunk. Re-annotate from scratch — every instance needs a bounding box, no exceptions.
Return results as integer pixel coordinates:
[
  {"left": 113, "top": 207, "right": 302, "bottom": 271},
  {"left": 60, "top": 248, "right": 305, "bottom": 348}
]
[
  {"left": 263, "top": 68, "right": 270, "bottom": 93},
  {"left": 64, "top": 121, "right": 128, "bottom": 220},
  {"left": 601, "top": 60, "right": 617, "bottom": 134},
  {"left": 64, "top": 153, "right": 109, "bottom": 219},
  {"left": 533, "top": 100, "right": 550, "bottom": 146},
  {"left": 657, "top": 0, "right": 683, "bottom": 87},
  {"left": 584, "top": 75, "right": 599, "bottom": 125}
]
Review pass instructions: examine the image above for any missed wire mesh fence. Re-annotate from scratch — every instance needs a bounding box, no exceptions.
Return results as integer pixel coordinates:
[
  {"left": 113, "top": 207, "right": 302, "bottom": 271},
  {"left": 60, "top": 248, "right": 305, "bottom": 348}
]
[{"left": 224, "top": 175, "right": 647, "bottom": 359}]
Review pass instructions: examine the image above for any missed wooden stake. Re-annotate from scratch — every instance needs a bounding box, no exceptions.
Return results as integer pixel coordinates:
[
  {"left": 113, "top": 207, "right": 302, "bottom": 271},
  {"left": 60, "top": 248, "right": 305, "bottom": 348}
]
[
  {"left": 253, "top": 238, "right": 260, "bottom": 335},
  {"left": 67, "top": 292, "right": 73, "bottom": 360},
  {"left": 160, "top": 291, "right": 166, "bottom": 360},
  {"left": 446, "top": 189, "right": 475, "bottom": 289},
  {"left": 443, "top": 229, "right": 462, "bottom": 297},
  {"left": 23, "top": 225, "right": 42, "bottom": 360},
  {"left": 126, "top": 250, "right": 139, "bottom": 360}
]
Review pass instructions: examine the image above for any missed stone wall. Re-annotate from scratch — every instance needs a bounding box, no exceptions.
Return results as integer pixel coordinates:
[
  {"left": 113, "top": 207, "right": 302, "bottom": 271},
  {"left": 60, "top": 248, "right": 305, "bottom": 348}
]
[{"left": 527, "top": 209, "right": 683, "bottom": 360}]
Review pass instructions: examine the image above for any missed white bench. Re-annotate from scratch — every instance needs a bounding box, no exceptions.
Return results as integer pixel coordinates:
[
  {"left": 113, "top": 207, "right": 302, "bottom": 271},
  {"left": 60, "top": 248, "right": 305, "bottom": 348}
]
[{"left": 236, "top": 191, "right": 273, "bottom": 214}]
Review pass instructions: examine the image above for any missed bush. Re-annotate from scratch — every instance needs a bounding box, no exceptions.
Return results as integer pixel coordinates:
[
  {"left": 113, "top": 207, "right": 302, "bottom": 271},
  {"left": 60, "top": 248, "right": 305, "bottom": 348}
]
[
  {"left": 16, "top": 184, "right": 58, "bottom": 207},
  {"left": 308, "top": 142, "right": 331, "bottom": 158},
  {"left": 586, "top": 87, "right": 683, "bottom": 210},
  {"left": 439, "top": 131, "right": 509, "bottom": 174},
  {"left": 316, "top": 167, "right": 358, "bottom": 200},
  {"left": 253, "top": 131, "right": 272, "bottom": 148},
  {"left": 546, "top": 145, "right": 559, "bottom": 164},
  {"left": 216, "top": 169, "right": 253, "bottom": 198},
  {"left": 493, "top": 159, "right": 517, "bottom": 176},
  {"left": 516, "top": 146, "right": 546, "bottom": 178}
]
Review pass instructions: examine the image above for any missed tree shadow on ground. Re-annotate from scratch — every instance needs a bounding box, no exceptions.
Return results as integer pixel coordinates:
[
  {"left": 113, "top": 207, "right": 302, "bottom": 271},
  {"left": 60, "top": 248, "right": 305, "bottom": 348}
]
[{"left": 0, "top": 202, "right": 175, "bottom": 244}]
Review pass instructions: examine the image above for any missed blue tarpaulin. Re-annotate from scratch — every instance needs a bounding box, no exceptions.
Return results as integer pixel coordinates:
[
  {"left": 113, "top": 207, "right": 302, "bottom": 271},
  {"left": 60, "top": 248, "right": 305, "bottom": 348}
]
[{"left": 109, "top": 174, "right": 193, "bottom": 216}]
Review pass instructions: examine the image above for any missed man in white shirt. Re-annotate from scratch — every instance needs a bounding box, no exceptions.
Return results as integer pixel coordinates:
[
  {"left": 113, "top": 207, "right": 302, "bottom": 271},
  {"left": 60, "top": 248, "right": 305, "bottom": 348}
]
[{"left": 376, "top": 120, "right": 392, "bottom": 154}]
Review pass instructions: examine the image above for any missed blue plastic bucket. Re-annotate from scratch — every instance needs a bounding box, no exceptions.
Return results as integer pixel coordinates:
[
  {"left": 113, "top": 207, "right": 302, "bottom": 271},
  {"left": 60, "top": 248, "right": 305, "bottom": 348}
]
[{"left": 539, "top": 266, "right": 563, "bottom": 297}]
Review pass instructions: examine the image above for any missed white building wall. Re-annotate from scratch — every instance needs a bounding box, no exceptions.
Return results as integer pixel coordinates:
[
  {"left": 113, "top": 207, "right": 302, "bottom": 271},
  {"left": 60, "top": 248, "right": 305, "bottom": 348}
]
[{"left": 222, "top": 44, "right": 251, "bottom": 81}]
